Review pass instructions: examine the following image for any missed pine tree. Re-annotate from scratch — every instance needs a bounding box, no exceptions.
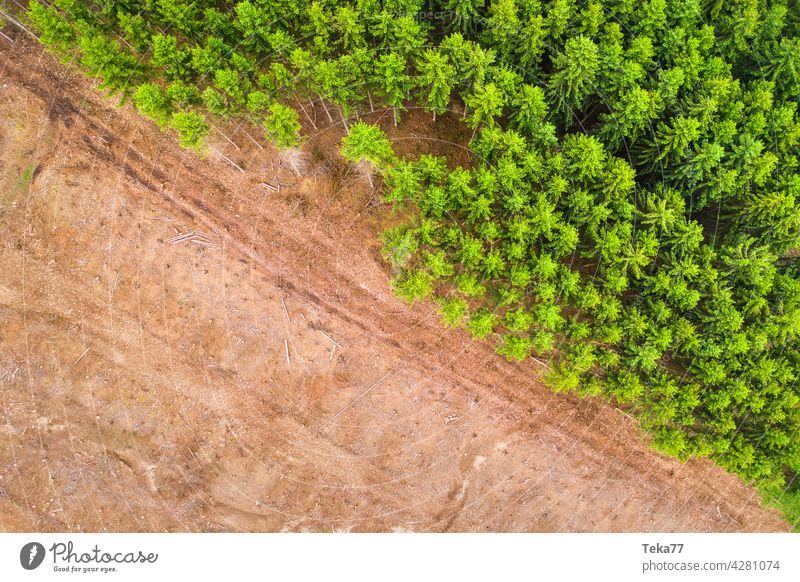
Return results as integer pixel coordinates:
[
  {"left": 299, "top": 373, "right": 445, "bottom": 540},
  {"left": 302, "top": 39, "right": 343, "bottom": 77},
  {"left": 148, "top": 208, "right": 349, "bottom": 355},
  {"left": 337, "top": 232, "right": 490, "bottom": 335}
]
[
  {"left": 464, "top": 83, "right": 504, "bottom": 135},
  {"left": 375, "top": 53, "right": 412, "bottom": 126},
  {"left": 444, "top": 0, "right": 485, "bottom": 34},
  {"left": 549, "top": 35, "right": 599, "bottom": 113},
  {"left": 132, "top": 83, "right": 171, "bottom": 127},
  {"left": 77, "top": 32, "right": 144, "bottom": 96},
  {"left": 417, "top": 49, "right": 456, "bottom": 122},
  {"left": 340, "top": 121, "right": 395, "bottom": 169},
  {"left": 151, "top": 34, "right": 188, "bottom": 80},
  {"left": 263, "top": 103, "right": 302, "bottom": 149},
  {"left": 170, "top": 111, "right": 209, "bottom": 150},
  {"left": 27, "top": 1, "right": 74, "bottom": 54}
]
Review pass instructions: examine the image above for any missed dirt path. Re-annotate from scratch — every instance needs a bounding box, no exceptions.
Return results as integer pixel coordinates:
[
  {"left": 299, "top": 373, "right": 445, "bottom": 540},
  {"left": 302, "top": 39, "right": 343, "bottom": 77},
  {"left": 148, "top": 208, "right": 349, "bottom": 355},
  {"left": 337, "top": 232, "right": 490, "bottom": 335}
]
[{"left": 0, "top": 36, "right": 789, "bottom": 532}]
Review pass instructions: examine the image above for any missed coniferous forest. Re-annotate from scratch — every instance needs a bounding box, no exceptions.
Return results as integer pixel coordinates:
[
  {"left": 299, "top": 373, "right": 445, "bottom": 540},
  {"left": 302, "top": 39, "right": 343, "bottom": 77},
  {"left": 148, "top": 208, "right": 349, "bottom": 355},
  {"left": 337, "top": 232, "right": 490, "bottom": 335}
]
[{"left": 20, "top": 0, "right": 800, "bottom": 526}]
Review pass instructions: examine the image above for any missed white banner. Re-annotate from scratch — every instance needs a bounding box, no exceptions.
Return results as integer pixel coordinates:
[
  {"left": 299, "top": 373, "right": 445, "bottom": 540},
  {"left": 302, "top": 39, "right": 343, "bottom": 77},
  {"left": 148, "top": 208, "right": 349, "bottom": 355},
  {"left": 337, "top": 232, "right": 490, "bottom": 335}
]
[{"left": 0, "top": 533, "right": 797, "bottom": 581}]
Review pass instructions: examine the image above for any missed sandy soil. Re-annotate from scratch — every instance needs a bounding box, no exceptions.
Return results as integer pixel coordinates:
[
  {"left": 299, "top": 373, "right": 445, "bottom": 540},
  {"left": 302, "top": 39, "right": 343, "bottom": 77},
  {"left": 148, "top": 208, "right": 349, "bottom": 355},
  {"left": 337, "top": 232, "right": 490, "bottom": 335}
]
[{"left": 0, "top": 35, "right": 790, "bottom": 532}]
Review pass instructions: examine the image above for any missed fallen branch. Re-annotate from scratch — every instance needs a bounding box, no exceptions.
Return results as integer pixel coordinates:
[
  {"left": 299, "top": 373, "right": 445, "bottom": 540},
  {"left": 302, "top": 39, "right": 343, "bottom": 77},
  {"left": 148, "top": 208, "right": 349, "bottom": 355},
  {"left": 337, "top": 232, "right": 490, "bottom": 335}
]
[
  {"left": 296, "top": 97, "right": 317, "bottom": 129},
  {"left": 318, "top": 330, "right": 341, "bottom": 347},
  {"left": 210, "top": 147, "right": 245, "bottom": 173},
  {"left": 0, "top": 9, "right": 38, "bottom": 40},
  {"left": 73, "top": 346, "right": 90, "bottom": 366},
  {"left": 241, "top": 129, "right": 264, "bottom": 150},
  {"left": 208, "top": 122, "right": 241, "bottom": 151},
  {"left": 260, "top": 181, "right": 279, "bottom": 192},
  {"left": 281, "top": 297, "right": 291, "bottom": 323},
  {"left": 313, "top": 372, "right": 392, "bottom": 434},
  {"left": 167, "top": 231, "right": 219, "bottom": 249},
  {"left": 530, "top": 357, "right": 552, "bottom": 371}
]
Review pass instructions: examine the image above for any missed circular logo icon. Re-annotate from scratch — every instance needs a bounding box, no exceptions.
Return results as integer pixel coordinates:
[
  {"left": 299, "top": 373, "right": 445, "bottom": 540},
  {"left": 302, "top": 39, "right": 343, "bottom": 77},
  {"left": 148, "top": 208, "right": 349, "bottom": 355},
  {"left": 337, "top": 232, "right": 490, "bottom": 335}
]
[{"left": 20, "top": 542, "right": 46, "bottom": 570}]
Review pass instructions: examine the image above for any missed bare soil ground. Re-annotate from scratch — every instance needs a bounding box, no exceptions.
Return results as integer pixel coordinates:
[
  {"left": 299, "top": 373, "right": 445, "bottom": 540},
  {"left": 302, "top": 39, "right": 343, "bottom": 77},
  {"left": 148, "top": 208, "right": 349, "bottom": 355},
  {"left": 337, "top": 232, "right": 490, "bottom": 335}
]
[{"left": 0, "top": 36, "right": 790, "bottom": 532}]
